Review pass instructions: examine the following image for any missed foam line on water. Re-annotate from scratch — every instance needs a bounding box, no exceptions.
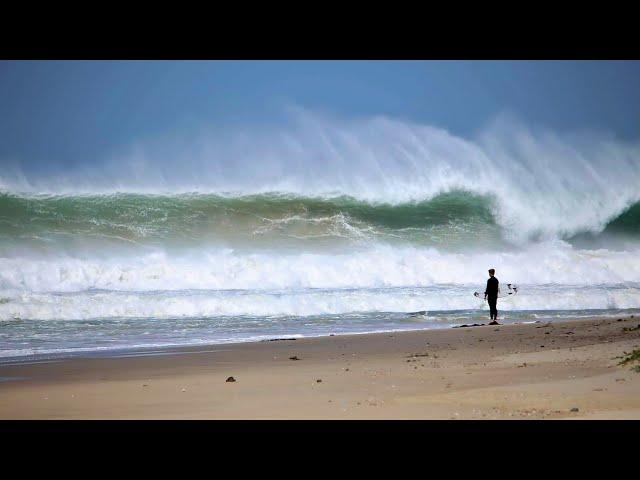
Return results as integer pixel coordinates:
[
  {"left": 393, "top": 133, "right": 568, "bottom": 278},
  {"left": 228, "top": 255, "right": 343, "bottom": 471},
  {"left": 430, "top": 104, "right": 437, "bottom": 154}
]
[{"left": 1, "top": 284, "right": 639, "bottom": 321}]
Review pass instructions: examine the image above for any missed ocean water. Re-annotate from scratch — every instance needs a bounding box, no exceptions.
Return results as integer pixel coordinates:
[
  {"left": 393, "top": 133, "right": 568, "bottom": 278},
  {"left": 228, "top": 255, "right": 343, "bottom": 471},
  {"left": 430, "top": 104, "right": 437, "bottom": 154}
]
[{"left": 1, "top": 113, "right": 640, "bottom": 359}]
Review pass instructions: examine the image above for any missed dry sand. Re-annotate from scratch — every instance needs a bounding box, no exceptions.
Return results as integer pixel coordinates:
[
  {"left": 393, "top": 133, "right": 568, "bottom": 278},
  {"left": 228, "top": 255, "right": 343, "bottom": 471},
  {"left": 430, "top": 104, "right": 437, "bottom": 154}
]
[{"left": 1, "top": 315, "right": 639, "bottom": 419}]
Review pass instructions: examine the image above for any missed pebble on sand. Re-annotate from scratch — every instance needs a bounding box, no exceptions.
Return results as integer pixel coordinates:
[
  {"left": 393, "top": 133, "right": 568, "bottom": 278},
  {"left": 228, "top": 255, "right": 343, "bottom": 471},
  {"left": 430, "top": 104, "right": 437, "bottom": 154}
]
[
  {"left": 570, "top": 407, "right": 579, "bottom": 412},
  {"left": 226, "top": 376, "right": 236, "bottom": 382},
  {"left": 289, "top": 356, "right": 300, "bottom": 361}
]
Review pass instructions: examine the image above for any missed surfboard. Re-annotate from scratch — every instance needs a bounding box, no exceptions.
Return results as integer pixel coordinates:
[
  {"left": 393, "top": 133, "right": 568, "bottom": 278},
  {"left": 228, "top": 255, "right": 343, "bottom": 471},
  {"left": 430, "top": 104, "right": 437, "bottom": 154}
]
[{"left": 473, "top": 283, "right": 518, "bottom": 299}]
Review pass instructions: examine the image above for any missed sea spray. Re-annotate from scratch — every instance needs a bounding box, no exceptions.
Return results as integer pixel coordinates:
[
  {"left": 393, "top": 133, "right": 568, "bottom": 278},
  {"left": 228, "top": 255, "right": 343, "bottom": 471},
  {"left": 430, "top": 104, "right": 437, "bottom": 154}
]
[{"left": 2, "top": 110, "right": 639, "bottom": 241}]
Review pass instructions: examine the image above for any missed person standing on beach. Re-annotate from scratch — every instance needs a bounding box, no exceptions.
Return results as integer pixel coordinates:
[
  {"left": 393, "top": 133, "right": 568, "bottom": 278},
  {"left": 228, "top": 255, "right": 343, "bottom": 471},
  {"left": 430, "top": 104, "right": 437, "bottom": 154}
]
[{"left": 484, "top": 269, "right": 500, "bottom": 325}]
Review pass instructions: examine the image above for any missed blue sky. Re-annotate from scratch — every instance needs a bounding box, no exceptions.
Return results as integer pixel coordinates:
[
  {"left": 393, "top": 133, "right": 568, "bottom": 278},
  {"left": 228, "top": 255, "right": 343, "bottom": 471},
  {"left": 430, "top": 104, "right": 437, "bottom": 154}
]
[{"left": 1, "top": 60, "right": 639, "bottom": 169}]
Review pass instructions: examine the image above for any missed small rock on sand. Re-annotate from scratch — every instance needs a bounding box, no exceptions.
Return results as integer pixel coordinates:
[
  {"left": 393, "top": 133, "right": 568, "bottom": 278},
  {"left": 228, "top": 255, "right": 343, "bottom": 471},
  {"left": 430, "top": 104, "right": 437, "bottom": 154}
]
[
  {"left": 289, "top": 356, "right": 300, "bottom": 361},
  {"left": 570, "top": 407, "right": 579, "bottom": 412},
  {"left": 316, "top": 379, "right": 322, "bottom": 383},
  {"left": 226, "top": 376, "right": 236, "bottom": 383}
]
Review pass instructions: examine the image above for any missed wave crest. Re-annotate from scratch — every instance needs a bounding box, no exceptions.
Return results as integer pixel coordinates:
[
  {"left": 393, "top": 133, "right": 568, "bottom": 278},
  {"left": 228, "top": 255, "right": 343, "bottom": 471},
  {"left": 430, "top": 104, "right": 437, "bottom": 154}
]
[{"left": 2, "top": 111, "right": 640, "bottom": 243}]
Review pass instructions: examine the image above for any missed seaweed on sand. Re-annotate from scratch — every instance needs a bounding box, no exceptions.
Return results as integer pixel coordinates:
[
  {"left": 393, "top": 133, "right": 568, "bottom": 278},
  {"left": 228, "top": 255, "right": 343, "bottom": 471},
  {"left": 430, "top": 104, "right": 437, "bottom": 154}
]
[{"left": 616, "top": 349, "right": 640, "bottom": 373}]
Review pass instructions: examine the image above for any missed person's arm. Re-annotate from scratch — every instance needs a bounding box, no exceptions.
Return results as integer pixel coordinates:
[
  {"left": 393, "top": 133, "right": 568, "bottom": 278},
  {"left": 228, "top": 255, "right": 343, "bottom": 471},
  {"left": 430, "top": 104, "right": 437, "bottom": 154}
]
[{"left": 484, "top": 279, "right": 490, "bottom": 300}]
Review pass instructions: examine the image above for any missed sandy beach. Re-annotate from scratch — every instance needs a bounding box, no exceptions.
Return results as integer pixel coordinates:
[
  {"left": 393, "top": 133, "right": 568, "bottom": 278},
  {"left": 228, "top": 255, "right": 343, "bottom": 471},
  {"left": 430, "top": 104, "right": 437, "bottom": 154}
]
[
  {"left": 3, "top": 60, "right": 640, "bottom": 423},
  {"left": 1, "top": 315, "right": 639, "bottom": 419}
]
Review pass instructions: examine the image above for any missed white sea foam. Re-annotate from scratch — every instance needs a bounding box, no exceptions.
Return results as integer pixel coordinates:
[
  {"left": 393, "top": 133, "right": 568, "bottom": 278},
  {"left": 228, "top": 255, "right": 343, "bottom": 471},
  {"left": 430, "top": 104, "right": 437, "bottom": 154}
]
[
  {"left": 1, "top": 283, "right": 639, "bottom": 322},
  {"left": 1, "top": 242, "right": 640, "bottom": 294},
  {"left": 1, "top": 239, "right": 640, "bottom": 321}
]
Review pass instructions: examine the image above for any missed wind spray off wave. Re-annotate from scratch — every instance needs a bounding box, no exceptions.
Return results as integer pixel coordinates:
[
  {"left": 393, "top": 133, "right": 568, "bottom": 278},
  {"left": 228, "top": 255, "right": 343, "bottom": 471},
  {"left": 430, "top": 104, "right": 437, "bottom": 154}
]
[{"left": 3, "top": 110, "right": 640, "bottom": 242}]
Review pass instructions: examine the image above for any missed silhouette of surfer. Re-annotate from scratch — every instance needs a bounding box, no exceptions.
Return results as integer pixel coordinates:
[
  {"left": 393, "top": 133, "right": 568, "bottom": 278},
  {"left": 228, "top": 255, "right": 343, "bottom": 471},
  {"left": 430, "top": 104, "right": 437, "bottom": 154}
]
[{"left": 484, "top": 268, "right": 500, "bottom": 325}]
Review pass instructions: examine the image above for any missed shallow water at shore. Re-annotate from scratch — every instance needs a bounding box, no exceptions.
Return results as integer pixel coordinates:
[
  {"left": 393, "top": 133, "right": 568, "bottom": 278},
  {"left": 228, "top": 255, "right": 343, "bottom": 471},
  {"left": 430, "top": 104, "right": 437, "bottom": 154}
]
[{"left": 2, "top": 301, "right": 638, "bottom": 361}]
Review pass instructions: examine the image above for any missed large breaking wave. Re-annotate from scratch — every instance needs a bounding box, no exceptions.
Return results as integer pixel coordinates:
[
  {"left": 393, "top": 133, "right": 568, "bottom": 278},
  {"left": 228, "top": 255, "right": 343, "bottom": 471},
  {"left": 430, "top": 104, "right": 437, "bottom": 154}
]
[{"left": 2, "top": 109, "right": 640, "bottom": 243}]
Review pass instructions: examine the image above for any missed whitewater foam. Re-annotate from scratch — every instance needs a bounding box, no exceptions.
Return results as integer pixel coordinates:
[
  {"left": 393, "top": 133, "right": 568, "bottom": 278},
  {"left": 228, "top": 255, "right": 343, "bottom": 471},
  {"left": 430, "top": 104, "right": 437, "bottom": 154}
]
[
  {"left": 1, "top": 242, "right": 640, "bottom": 295},
  {"left": 2, "top": 283, "right": 640, "bottom": 322}
]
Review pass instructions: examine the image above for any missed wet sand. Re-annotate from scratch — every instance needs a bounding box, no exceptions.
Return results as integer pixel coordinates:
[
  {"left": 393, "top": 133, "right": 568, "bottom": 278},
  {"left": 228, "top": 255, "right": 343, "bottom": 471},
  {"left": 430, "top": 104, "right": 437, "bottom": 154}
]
[{"left": 1, "top": 315, "right": 639, "bottom": 419}]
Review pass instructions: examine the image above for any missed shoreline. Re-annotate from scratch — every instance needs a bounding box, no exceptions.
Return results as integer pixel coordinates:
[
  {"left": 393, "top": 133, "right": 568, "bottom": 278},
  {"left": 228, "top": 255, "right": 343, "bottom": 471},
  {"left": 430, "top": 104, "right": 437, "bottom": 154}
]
[
  {"left": 1, "top": 314, "right": 639, "bottom": 419},
  {"left": 2, "top": 310, "right": 636, "bottom": 364}
]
